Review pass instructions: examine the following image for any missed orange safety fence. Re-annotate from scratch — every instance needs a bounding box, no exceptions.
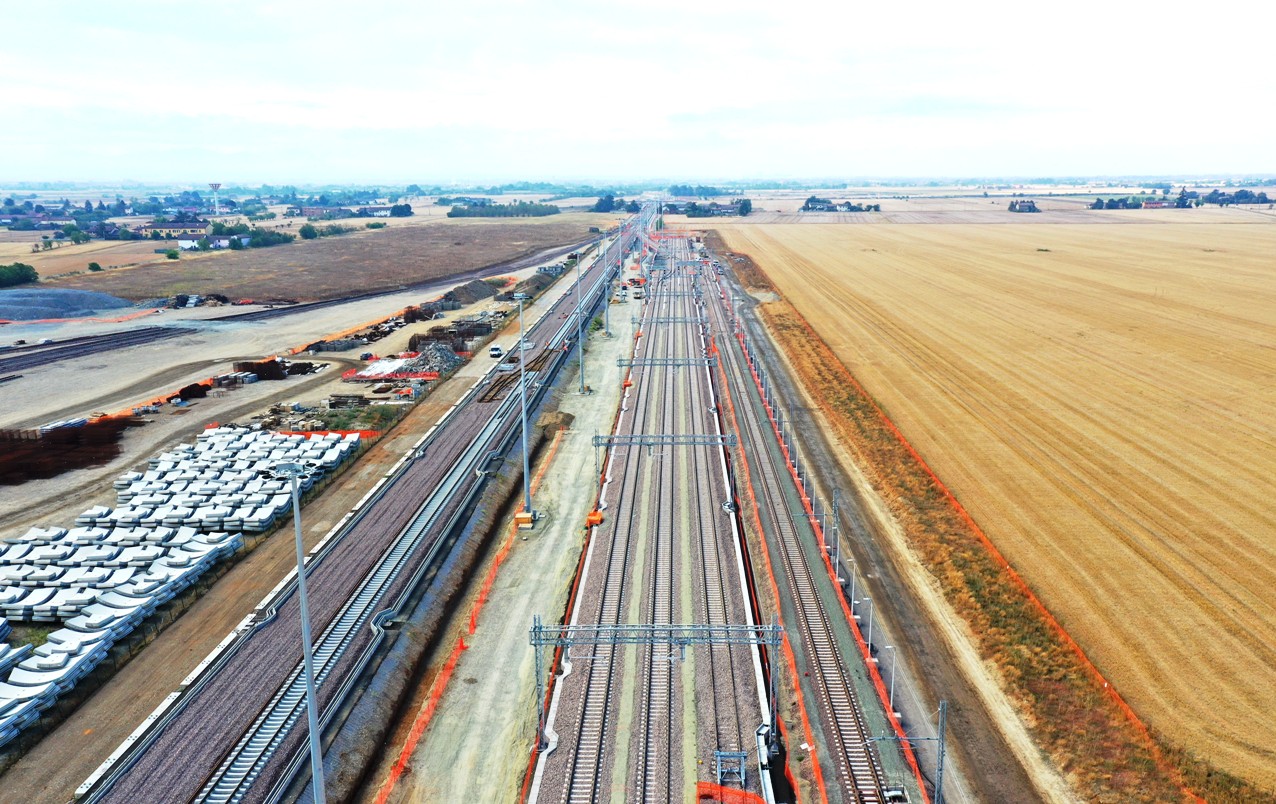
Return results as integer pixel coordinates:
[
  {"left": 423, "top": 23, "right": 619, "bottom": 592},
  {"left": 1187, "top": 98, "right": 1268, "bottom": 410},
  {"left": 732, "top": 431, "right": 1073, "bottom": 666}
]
[
  {"left": 469, "top": 430, "right": 565, "bottom": 635},
  {"left": 696, "top": 781, "right": 768, "bottom": 804},
  {"left": 371, "top": 638, "right": 468, "bottom": 804},
  {"left": 715, "top": 350, "right": 824, "bottom": 804},
  {"left": 372, "top": 430, "right": 564, "bottom": 804},
  {"left": 341, "top": 368, "right": 440, "bottom": 381},
  {"left": 0, "top": 307, "right": 166, "bottom": 326},
  {"left": 275, "top": 429, "right": 381, "bottom": 440},
  {"left": 782, "top": 311, "right": 1202, "bottom": 801},
  {"left": 95, "top": 376, "right": 218, "bottom": 421},
  {"left": 735, "top": 327, "right": 931, "bottom": 801}
]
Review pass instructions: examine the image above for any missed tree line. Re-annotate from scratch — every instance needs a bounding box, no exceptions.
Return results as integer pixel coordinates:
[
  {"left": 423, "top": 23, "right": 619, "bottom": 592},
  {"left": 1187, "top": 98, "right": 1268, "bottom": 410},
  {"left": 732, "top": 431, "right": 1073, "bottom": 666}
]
[
  {"left": 446, "top": 202, "right": 560, "bottom": 218},
  {"left": 667, "top": 184, "right": 723, "bottom": 198},
  {"left": 591, "top": 195, "right": 641, "bottom": 214}
]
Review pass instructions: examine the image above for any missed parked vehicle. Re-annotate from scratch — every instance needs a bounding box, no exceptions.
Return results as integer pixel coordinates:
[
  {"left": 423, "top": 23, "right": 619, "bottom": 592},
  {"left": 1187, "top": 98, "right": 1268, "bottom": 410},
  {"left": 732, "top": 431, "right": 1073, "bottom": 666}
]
[{"left": 489, "top": 345, "right": 504, "bottom": 358}]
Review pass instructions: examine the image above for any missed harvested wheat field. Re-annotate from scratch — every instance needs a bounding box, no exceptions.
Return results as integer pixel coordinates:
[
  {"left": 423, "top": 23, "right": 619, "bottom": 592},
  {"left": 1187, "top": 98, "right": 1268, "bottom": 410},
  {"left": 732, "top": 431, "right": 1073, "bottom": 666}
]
[{"left": 713, "top": 221, "right": 1276, "bottom": 792}]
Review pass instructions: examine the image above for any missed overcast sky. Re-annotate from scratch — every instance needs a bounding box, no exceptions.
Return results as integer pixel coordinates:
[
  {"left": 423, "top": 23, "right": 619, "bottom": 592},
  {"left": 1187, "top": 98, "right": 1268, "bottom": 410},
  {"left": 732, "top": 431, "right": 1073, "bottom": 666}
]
[{"left": 4, "top": 1, "right": 1271, "bottom": 185}]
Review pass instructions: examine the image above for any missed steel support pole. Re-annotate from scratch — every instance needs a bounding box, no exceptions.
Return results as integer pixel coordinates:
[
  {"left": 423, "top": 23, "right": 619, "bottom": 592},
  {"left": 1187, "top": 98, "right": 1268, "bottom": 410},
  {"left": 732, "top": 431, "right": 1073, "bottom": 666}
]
[
  {"left": 288, "top": 473, "right": 327, "bottom": 804},
  {"left": 533, "top": 616, "right": 546, "bottom": 747},
  {"left": 603, "top": 263, "right": 611, "bottom": 336},
  {"left": 866, "top": 597, "right": 874, "bottom": 649},
  {"left": 937, "top": 701, "right": 948, "bottom": 804},
  {"left": 518, "top": 297, "right": 533, "bottom": 516},
  {"left": 886, "top": 645, "right": 897, "bottom": 711},
  {"left": 577, "top": 256, "right": 585, "bottom": 393}
]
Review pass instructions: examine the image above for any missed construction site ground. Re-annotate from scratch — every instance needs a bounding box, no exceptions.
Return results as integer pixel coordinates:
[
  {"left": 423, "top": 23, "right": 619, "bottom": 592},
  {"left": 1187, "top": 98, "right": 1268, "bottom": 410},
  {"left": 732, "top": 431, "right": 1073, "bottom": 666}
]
[
  {"left": 0, "top": 247, "right": 613, "bottom": 803},
  {"left": 0, "top": 264, "right": 552, "bottom": 535},
  {"left": 364, "top": 293, "right": 637, "bottom": 803}
]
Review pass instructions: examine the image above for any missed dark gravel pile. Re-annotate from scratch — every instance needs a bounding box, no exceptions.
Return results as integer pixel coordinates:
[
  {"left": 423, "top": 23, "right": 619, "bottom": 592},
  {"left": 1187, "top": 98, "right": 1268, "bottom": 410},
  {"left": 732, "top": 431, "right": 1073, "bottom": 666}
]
[{"left": 0, "top": 288, "right": 133, "bottom": 320}]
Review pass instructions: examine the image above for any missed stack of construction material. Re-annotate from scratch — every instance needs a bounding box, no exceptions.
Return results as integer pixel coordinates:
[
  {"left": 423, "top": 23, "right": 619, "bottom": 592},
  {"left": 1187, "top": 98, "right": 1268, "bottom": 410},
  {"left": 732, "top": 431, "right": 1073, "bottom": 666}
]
[{"left": 0, "top": 427, "right": 361, "bottom": 747}]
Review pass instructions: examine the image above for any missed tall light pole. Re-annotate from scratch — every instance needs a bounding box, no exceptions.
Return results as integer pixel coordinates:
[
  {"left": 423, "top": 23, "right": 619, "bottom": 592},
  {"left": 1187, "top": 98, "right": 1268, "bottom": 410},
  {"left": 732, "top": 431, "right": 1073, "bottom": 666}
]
[
  {"left": 514, "top": 293, "right": 535, "bottom": 519},
  {"left": 858, "top": 595, "right": 874, "bottom": 650},
  {"left": 275, "top": 462, "right": 326, "bottom": 804},
  {"left": 603, "top": 255, "right": 612, "bottom": 338},
  {"left": 576, "top": 250, "right": 585, "bottom": 393},
  {"left": 884, "top": 645, "right": 897, "bottom": 712}
]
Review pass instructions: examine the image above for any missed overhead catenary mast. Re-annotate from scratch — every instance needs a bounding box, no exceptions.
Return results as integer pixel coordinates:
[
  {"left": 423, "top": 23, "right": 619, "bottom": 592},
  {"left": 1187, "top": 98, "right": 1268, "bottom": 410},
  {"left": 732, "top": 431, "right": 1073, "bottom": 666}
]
[{"left": 209, "top": 183, "right": 221, "bottom": 216}]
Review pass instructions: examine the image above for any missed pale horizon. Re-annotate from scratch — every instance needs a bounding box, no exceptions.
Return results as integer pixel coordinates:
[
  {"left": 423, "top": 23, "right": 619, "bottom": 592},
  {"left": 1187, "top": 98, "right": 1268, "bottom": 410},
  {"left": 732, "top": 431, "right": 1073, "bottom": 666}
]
[{"left": 4, "top": 1, "right": 1272, "bottom": 184}]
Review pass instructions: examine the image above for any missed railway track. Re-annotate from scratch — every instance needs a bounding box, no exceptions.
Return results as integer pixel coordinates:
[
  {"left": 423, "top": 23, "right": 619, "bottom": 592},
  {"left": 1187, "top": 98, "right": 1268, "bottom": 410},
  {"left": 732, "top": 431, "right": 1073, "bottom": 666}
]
[
  {"left": 77, "top": 224, "right": 641, "bottom": 803},
  {"left": 536, "top": 233, "right": 766, "bottom": 803},
  {"left": 706, "top": 264, "right": 889, "bottom": 804},
  {"left": 560, "top": 264, "right": 663, "bottom": 804}
]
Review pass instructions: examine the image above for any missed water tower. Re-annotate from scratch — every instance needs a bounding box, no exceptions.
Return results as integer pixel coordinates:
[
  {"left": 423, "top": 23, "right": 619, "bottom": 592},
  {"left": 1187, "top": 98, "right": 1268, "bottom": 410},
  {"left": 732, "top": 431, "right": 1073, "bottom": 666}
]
[{"left": 209, "top": 183, "right": 221, "bottom": 216}]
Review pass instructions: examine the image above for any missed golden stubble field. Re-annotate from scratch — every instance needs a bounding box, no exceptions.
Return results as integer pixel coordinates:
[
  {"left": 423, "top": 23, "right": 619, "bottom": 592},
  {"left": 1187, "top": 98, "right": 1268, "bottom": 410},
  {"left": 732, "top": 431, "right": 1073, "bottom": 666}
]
[{"left": 711, "top": 221, "right": 1276, "bottom": 789}]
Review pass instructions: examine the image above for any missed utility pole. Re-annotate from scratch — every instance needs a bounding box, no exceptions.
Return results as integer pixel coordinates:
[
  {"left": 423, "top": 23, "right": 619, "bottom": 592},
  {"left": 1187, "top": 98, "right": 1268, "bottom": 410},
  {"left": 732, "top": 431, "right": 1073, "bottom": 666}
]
[
  {"left": 515, "top": 293, "right": 535, "bottom": 520},
  {"left": 577, "top": 254, "right": 586, "bottom": 393},
  {"left": 275, "top": 463, "right": 326, "bottom": 804}
]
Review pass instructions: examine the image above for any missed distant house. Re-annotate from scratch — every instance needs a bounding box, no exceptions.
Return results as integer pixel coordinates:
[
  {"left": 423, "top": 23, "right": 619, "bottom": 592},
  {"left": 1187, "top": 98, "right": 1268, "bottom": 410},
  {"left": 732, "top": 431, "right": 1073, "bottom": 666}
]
[
  {"left": 1142, "top": 199, "right": 1172, "bottom": 209},
  {"left": 176, "top": 233, "right": 249, "bottom": 250},
  {"left": 706, "top": 202, "right": 742, "bottom": 216},
  {"left": 41, "top": 216, "right": 78, "bottom": 228},
  {"left": 358, "top": 206, "right": 394, "bottom": 217},
  {"left": 139, "top": 220, "right": 210, "bottom": 238},
  {"left": 300, "top": 206, "right": 354, "bottom": 219}
]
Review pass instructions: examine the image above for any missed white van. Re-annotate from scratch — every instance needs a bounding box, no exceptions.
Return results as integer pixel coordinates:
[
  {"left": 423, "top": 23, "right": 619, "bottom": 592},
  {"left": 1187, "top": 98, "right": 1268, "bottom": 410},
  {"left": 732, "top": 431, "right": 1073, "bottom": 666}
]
[{"left": 489, "top": 345, "right": 504, "bottom": 358}]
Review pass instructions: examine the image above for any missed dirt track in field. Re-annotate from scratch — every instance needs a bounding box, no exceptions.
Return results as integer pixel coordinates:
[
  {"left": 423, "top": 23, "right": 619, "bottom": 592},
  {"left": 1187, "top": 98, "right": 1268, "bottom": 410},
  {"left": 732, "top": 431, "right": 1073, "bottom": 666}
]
[{"left": 708, "top": 221, "right": 1276, "bottom": 794}]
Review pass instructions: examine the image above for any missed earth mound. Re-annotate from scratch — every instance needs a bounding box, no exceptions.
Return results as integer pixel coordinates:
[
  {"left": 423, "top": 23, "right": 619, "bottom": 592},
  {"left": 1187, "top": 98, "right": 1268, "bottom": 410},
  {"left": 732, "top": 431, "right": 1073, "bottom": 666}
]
[{"left": 0, "top": 288, "right": 134, "bottom": 321}]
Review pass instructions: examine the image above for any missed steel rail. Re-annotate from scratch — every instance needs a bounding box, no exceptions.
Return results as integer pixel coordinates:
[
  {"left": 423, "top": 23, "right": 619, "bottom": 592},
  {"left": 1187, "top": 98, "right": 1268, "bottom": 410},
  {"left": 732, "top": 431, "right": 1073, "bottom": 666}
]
[{"left": 708, "top": 268, "right": 888, "bottom": 804}]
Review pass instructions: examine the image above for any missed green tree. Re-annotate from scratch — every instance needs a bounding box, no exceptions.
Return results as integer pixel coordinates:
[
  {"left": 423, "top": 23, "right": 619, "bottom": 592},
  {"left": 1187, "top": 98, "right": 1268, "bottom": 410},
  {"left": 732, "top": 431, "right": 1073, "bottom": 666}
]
[
  {"left": 737, "top": 198, "right": 753, "bottom": 216},
  {"left": 298, "top": 223, "right": 318, "bottom": 240},
  {"left": 196, "top": 237, "right": 212, "bottom": 251},
  {"left": 0, "top": 262, "right": 38, "bottom": 287},
  {"left": 165, "top": 249, "right": 179, "bottom": 260},
  {"left": 592, "top": 194, "right": 616, "bottom": 213},
  {"left": 88, "top": 261, "right": 102, "bottom": 272}
]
